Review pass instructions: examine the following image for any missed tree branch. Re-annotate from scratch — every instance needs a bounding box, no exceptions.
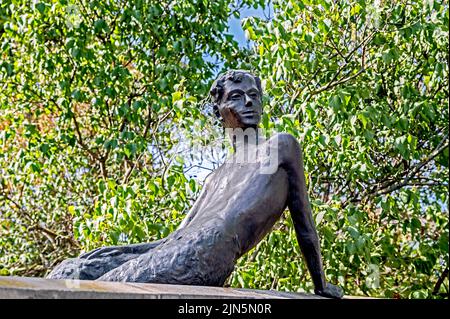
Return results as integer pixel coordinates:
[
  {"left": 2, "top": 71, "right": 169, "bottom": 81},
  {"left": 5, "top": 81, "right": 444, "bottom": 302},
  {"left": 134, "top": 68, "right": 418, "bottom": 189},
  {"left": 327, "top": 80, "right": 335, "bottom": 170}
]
[
  {"left": 373, "top": 135, "right": 449, "bottom": 197},
  {"left": 309, "top": 64, "right": 370, "bottom": 96}
]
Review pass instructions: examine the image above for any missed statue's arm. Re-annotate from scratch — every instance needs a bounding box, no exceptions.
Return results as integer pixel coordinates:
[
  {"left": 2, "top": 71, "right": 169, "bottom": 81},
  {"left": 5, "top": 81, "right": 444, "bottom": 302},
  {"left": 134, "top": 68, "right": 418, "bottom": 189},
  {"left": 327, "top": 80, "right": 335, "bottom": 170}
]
[{"left": 276, "top": 133, "right": 343, "bottom": 299}]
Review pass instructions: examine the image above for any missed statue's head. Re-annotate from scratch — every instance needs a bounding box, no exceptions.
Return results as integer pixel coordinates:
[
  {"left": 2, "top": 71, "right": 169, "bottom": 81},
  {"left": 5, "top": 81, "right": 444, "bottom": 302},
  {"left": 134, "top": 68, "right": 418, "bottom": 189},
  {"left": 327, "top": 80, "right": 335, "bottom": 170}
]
[{"left": 210, "top": 70, "right": 263, "bottom": 129}]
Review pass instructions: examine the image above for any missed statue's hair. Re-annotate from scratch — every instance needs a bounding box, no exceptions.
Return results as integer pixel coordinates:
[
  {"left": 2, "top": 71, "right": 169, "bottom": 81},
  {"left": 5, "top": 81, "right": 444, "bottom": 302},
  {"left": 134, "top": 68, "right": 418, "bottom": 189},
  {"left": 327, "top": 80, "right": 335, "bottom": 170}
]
[{"left": 209, "top": 70, "right": 262, "bottom": 114}]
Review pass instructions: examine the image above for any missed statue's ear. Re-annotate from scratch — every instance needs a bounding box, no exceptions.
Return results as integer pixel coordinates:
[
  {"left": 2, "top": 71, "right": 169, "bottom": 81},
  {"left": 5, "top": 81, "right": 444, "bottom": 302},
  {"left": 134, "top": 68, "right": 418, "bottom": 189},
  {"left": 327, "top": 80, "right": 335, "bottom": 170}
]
[
  {"left": 210, "top": 86, "right": 218, "bottom": 101},
  {"left": 254, "top": 76, "right": 263, "bottom": 96}
]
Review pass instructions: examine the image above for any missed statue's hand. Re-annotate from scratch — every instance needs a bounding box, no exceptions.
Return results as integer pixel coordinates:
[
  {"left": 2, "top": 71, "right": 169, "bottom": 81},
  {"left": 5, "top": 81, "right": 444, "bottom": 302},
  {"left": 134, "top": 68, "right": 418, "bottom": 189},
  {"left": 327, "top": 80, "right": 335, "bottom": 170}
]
[{"left": 314, "top": 283, "right": 344, "bottom": 299}]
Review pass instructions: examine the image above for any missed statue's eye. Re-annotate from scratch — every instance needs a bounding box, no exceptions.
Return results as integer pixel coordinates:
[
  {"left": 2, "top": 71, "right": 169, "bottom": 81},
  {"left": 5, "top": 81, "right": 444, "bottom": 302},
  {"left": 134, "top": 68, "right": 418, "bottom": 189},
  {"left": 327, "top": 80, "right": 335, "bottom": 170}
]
[
  {"left": 230, "top": 93, "right": 242, "bottom": 100},
  {"left": 250, "top": 93, "right": 258, "bottom": 99}
]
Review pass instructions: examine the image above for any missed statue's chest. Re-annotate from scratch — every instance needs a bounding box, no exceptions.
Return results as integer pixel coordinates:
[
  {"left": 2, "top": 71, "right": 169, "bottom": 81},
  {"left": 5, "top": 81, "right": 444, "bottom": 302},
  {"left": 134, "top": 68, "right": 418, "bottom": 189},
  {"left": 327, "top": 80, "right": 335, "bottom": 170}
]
[{"left": 212, "top": 162, "right": 262, "bottom": 191}]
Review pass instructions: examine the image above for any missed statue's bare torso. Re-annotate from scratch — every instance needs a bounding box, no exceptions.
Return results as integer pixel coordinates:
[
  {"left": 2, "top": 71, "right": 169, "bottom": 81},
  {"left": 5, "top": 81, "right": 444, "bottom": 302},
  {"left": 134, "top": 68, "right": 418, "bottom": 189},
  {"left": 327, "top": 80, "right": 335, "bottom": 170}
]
[{"left": 96, "top": 135, "right": 289, "bottom": 285}]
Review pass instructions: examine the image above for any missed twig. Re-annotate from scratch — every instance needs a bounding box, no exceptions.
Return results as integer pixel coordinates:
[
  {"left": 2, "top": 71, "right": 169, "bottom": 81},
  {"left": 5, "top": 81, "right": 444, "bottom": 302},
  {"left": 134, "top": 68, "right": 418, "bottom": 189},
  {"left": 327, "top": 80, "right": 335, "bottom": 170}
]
[
  {"left": 309, "top": 64, "right": 371, "bottom": 96},
  {"left": 433, "top": 268, "right": 449, "bottom": 295},
  {"left": 373, "top": 135, "right": 449, "bottom": 197}
]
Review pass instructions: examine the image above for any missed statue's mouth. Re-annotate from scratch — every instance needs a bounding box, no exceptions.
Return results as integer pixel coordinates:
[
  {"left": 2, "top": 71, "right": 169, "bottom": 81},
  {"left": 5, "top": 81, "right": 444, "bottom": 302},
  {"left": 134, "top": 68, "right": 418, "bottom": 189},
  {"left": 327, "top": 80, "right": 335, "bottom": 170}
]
[{"left": 241, "top": 111, "right": 256, "bottom": 117}]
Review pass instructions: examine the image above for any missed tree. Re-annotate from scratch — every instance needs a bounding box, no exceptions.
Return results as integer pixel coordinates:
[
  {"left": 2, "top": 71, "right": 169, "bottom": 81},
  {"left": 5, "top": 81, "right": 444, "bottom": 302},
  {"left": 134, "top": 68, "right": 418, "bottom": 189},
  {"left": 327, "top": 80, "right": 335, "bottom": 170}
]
[
  {"left": 0, "top": 0, "right": 447, "bottom": 299},
  {"left": 231, "top": 0, "right": 448, "bottom": 298}
]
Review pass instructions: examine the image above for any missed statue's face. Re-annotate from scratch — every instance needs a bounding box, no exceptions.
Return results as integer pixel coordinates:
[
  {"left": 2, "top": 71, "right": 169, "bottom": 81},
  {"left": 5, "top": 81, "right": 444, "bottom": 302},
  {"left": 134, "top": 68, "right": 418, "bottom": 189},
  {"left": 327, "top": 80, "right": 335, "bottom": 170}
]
[{"left": 218, "top": 75, "right": 262, "bottom": 128}]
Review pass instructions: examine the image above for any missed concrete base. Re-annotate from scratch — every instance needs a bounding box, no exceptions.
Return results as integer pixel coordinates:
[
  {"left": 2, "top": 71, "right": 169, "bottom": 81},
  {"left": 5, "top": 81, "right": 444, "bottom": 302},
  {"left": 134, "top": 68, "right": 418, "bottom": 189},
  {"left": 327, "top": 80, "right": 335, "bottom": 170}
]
[{"left": 0, "top": 276, "right": 328, "bottom": 299}]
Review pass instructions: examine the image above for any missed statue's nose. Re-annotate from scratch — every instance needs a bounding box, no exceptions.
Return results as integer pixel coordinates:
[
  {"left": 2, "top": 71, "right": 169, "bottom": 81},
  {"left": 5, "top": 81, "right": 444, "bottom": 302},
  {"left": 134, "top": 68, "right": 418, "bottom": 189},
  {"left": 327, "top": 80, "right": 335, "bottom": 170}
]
[{"left": 245, "top": 95, "right": 253, "bottom": 107}]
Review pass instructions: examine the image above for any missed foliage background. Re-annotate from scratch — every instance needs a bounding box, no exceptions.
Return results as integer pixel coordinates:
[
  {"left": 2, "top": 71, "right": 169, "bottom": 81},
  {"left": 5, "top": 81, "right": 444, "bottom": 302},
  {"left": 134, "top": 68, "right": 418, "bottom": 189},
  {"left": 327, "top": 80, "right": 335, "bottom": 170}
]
[{"left": 0, "top": 0, "right": 448, "bottom": 298}]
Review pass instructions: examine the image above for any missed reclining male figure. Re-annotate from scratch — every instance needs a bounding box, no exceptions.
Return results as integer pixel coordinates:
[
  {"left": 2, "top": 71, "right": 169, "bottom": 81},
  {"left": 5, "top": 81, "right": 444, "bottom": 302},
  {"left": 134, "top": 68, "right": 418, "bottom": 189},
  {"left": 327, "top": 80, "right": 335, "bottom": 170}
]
[{"left": 48, "top": 70, "right": 343, "bottom": 299}]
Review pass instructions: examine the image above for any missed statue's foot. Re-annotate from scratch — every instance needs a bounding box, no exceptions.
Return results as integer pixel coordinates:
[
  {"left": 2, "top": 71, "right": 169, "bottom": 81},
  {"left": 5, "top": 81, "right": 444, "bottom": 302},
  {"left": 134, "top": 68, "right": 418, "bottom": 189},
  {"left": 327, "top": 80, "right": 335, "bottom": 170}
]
[
  {"left": 46, "top": 258, "right": 84, "bottom": 280},
  {"left": 314, "top": 283, "right": 344, "bottom": 299},
  {"left": 48, "top": 240, "right": 167, "bottom": 281},
  {"left": 47, "top": 250, "right": 140, "bottom": 280}
]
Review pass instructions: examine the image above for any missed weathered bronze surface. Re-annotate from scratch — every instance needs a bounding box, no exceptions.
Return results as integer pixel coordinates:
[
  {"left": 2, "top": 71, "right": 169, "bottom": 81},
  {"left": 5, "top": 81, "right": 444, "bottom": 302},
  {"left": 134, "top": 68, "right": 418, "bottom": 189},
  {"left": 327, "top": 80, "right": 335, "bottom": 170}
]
[{"left": 47, "top": 70, "right": 343, "bottom": 298}]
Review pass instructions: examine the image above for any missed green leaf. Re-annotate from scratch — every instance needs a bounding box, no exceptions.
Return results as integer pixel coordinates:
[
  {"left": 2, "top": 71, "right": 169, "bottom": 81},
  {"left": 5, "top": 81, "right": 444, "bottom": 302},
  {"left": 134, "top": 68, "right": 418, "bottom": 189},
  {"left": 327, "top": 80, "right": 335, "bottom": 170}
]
[
  {"left": 315, "top": 210, "right": 325, "bottom": 225},
  {"left": 189, "top": 179, "right": 196, "bottom": 193},
  {"left": 348, "top": 226, "right": 360, "bottom": 239},
  {"left": 36, "top": 3, "right": 45, "bottom": 14}
]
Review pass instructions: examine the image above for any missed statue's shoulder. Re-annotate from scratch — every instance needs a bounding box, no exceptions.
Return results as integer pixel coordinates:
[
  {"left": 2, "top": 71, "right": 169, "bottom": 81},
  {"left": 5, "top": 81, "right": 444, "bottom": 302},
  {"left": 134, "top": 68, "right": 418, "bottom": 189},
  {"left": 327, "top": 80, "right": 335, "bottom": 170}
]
[{"left": 268, "top": 132, "right": 300, "bottom": 145}]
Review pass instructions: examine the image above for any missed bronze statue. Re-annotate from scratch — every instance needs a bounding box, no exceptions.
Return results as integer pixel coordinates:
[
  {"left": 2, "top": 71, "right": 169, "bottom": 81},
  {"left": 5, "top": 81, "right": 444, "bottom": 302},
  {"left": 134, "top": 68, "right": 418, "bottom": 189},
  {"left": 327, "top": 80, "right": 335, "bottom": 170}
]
[{"left": 47, "top": 70, "right": 343, "bottom": 298}]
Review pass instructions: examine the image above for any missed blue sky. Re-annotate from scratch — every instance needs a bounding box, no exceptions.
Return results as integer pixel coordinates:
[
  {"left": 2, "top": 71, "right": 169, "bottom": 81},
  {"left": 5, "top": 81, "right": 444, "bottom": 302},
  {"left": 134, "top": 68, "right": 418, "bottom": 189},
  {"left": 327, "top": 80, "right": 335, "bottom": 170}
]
[
  {"left": 228, "top": 6, "right": 269, "bottom": 47},
  {"left": 203, "top": 5, "right": 270, "bottom": 75}
]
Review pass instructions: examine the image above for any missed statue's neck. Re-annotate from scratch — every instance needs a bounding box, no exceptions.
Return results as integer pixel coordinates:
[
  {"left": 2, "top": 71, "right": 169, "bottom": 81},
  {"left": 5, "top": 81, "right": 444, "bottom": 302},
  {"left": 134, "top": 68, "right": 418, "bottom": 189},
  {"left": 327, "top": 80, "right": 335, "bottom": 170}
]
[{"left": 226, "top": 126, "right": 262, "bottom": 153}]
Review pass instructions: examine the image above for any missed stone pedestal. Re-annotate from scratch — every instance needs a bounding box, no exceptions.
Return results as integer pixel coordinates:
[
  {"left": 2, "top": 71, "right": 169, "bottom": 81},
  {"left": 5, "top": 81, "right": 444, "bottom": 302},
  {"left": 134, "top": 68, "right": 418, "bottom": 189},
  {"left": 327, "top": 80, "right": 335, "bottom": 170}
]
[{"left": 0, "top": 276, "right": 328, "bottom": 299}]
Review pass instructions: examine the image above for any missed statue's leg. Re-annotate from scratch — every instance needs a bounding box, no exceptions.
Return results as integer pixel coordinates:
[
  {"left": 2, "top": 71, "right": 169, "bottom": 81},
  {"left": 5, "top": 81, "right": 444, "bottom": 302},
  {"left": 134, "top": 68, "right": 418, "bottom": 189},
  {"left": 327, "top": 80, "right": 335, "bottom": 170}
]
[
  {"left": 79, "top": 239, "right": 165, "bottom": 259},
  {"left": 46, "top": 239, "right": 166, "bottom": 280},
  {"left": 96, "top": 240, "right": 210, "bottom": 285},
  {"left": 96, "top": 251, "right": 163, "bottom": 283}
]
